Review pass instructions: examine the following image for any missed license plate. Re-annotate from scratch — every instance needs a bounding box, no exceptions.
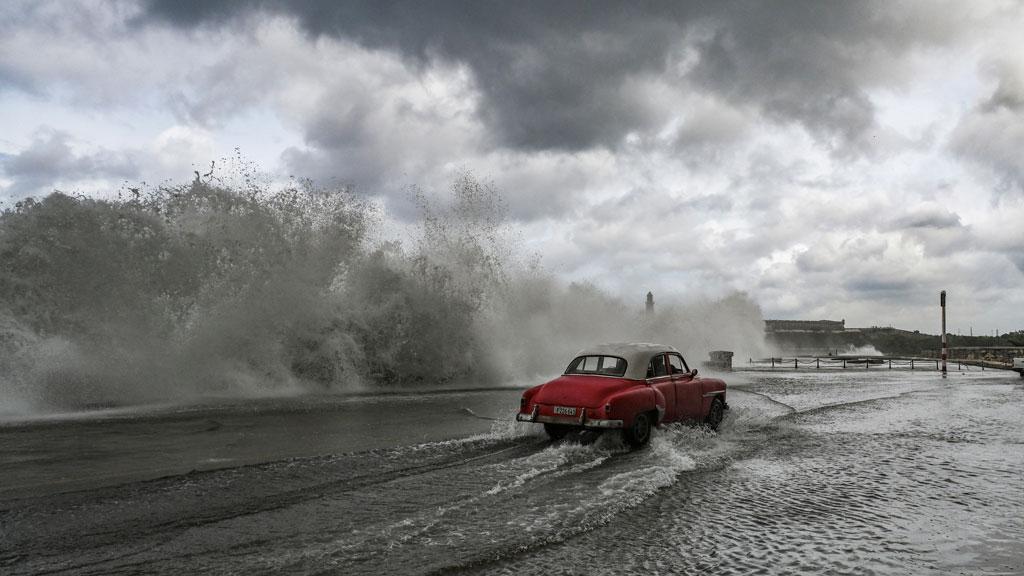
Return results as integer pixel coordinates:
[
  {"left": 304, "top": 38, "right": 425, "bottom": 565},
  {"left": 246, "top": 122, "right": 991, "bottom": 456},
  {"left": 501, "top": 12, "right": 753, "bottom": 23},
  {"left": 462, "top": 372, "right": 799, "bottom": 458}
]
[{"left": 553, "top": 406, "right": 576, "bottom": 416}]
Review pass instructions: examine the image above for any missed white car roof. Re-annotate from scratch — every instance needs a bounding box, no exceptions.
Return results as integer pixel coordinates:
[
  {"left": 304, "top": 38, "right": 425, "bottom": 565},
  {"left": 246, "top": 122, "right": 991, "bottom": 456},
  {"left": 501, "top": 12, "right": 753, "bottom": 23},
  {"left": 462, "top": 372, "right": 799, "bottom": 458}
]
[{"left": 571, "top": 342, "right": 682, "bottom": 380}]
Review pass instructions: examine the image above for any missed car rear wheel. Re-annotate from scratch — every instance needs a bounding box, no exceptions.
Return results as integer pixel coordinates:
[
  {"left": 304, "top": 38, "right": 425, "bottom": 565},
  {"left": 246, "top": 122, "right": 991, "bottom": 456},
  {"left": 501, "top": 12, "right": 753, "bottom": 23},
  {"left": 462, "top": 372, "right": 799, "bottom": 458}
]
[
  {"left": 705, "top": 397, "right": 725, "bottom": 431},
  {"left": 544, "top": 423, "right": 571, "bottom": 440},
  {"left": 622, "top": 412, "right": 652, "bottom": 447}
]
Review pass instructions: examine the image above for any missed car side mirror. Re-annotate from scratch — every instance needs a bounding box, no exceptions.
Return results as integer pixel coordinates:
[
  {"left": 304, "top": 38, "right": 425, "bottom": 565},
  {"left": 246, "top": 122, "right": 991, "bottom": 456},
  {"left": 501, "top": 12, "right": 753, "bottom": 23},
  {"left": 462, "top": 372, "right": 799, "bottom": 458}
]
[{"left": 690, "top": 368, "right": 698, "bottom": 377}]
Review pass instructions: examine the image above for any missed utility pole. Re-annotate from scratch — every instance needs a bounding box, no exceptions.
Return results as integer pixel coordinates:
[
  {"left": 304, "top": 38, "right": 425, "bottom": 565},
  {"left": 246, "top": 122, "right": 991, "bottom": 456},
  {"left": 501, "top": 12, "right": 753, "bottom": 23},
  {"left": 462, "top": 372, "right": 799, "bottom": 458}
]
[{"left": 941, "top": 291, "right": 947, "bottom": 378}]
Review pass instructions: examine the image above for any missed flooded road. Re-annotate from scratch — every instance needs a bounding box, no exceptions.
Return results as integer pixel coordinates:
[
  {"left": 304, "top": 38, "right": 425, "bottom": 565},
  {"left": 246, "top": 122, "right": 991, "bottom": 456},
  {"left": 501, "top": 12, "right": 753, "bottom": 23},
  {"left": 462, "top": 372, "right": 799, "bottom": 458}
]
[{"left": 2, "top": 371, "right": 1022, "bottom": 575}]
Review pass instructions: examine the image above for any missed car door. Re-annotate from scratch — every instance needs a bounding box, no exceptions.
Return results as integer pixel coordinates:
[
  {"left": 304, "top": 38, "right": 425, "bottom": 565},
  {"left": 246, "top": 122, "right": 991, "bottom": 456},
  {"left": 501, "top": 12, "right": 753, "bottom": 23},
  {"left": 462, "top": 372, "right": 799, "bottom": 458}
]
[
  {"left": 669, "top": 353, "right": 702, "bottom": 420},
  {"left": 646, "top": 354, "right": 676, "bottom": 422}
]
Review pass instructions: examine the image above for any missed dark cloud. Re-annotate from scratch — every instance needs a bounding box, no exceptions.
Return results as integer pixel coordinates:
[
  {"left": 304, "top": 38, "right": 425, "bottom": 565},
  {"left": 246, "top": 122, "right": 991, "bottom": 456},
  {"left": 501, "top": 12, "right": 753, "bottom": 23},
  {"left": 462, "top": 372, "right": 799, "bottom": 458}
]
[
  {"left": 139, "top": 0, "right": 692, "bottom": 151},
  {"left": 138, "top": 0, "right": 960, "bottom": 154},
  {"left": 0, "top": 68, "right": 39, "bottom": 95},
  {"left": 1008, "top": 252, "right": 1024, "bottom": 275},
  {"left": 951, "top": 60, "right": 1024, "bottom": 193},
  {"left": 0, "top": 128, "right": 138, "bottom": 196},
  {"left": 280, "top": 96, "right": 384, "bottom": 192},
  {"left": 693, "top": 30, "right": 875, "bottom": 153},
  {"left": 796, "top": 236, "right": 888, "bottom": 274},
  {"left": 166, "top": 58, "right": 270, "bottom": 127},
  {"left": 983, "top": 70, "right": 1024, "bottom": 113},
  {"left": 685, "top": 1, "right": 955, "bottom": 154},
  {"left": 844, "top": 276, "right": 915, "bottom": 297},
  {"left": 893, "top": 207, "right": 962, "bottom": 230},
  {"left": 672, "top": 111, "right": 748, "bottom": 155},
  {"left": 280, "top": 144, "right": 387, "bottom": 198}
]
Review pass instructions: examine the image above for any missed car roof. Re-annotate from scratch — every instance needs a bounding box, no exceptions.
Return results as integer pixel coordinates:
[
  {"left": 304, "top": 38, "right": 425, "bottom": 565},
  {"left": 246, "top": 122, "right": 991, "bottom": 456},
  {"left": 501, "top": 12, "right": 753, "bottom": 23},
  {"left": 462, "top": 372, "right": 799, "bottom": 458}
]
[{"left": 571, "top": 342, "right": 681, "bottom": 380}]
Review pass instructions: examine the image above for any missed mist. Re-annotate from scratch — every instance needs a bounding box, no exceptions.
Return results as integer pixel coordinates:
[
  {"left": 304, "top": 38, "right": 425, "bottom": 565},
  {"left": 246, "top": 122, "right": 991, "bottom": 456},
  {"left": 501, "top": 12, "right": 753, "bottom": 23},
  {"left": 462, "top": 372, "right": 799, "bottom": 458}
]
[{"left": 0, "top": 169, "right": 767, "bottom": 415}]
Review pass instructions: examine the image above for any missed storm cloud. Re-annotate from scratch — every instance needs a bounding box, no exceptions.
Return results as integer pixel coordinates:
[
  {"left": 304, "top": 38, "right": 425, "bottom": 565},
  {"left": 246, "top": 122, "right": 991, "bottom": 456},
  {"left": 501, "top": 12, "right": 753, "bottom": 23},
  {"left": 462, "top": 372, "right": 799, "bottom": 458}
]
[
  {"left": 0, "top": 128, "right": 138, "bottom": 196},
  {"left": 1, "top": 0, "right": 1023, "bottom": 333},
  {"left": 952, "top": 58, "right": 1024, "bottom": 194},
  {"left": 137, "top": 0, "right": 966, "bottom": 154}
]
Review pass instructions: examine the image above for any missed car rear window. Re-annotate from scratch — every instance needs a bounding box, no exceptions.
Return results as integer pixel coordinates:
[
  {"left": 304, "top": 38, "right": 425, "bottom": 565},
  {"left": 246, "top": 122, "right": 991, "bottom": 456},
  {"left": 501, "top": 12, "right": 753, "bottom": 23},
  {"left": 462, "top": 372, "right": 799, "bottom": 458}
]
[{"left": 565, "top": 355, "right": 627, "bottom": 377}]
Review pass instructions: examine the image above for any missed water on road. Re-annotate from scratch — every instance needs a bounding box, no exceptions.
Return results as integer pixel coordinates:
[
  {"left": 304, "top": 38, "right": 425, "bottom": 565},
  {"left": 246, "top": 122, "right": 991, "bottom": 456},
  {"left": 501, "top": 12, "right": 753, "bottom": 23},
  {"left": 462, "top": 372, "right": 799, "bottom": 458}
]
[{"left": 1, "top": 371, "right": 1022, "bottom": 575}]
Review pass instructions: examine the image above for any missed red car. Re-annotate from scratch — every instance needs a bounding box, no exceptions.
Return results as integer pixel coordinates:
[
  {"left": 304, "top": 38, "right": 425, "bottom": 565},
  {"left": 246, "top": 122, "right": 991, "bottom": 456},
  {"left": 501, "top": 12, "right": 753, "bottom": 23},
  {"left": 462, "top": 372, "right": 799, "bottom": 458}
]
[{"left": 516, "top": 343, "right": 728, "bottom": 446}]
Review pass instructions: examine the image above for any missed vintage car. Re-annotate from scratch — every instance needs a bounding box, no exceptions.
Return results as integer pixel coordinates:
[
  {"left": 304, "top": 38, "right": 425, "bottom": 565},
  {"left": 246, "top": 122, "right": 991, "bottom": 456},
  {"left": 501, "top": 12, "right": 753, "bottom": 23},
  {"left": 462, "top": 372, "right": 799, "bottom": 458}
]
[{"left": 516, "top": 343, "right": 728, "bottom": 446}]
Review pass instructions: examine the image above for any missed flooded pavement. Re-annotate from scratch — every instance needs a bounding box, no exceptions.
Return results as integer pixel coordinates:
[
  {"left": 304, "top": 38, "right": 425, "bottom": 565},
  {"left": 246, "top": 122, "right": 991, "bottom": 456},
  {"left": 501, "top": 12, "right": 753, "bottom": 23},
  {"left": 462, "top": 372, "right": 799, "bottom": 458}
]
[
  {"left": 1, "top": 371, "right": 1022, "bottom": 575},
  {"left": 0, "top": 389, "right": 523, "bottom": 499}
]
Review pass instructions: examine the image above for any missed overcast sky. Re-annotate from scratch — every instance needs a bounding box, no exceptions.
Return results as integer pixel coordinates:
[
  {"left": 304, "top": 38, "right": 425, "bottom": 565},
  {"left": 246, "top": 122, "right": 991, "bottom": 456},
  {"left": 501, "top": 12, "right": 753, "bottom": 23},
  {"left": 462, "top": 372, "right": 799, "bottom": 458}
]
[{"left": 2, "top": 1, "right": 1023, "bottom": 334}]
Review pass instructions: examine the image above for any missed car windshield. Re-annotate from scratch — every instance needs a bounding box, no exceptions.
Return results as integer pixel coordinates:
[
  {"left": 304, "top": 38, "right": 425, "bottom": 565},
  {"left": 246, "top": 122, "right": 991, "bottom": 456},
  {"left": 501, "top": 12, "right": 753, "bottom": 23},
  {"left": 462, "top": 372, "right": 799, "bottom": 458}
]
[{"left": 564, "top": 355, "right": 627, "bottom": 377}]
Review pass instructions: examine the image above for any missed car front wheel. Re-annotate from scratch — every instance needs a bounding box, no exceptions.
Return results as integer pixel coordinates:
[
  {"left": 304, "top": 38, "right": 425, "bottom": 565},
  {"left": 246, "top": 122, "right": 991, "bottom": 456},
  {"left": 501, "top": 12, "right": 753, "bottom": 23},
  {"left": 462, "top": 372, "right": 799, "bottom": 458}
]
[
  {"left": 705, "top": 397, "right": 725, "bottom": 431},
  {"left": 622, "top": 412, "right": 652, "bottom": 447}
]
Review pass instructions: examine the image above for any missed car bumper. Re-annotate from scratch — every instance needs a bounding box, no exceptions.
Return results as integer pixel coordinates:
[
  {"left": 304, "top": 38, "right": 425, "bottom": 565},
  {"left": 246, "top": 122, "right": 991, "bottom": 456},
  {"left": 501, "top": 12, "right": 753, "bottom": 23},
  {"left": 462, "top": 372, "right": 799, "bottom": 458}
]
[{"left": 516, "top": 412, "right": 624, "bottom": 429}]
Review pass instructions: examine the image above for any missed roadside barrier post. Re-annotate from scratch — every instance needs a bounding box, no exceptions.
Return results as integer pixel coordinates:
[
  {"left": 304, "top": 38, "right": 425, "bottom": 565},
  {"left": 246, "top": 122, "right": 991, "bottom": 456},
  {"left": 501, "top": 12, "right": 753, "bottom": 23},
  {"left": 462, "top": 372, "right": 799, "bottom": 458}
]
[{"left": 940, "top": 291, "right": 948, "bottom": 378}]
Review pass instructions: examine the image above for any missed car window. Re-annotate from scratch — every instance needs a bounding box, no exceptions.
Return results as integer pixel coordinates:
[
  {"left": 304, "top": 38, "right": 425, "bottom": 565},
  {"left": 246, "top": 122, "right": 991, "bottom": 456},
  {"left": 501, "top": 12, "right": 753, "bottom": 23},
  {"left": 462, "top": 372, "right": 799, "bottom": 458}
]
[
  {"left": 668, "top": 355, "right": 684, "bottom": 374},
  {"left": 565, "top": 355, "right": 627, "bottom": 377},
  {"left": 648, "top": 354, "right": 668, "bottom": 378}
]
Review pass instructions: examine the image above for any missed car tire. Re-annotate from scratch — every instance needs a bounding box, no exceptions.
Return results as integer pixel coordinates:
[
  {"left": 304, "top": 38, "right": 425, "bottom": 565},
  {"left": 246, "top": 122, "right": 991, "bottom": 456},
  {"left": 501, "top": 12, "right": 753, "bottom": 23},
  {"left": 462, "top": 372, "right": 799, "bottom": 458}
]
[
  {"left": 705, "top": 397, "right": 725, "bottom": 431},
  {"left": 544, "top": 423, "right": 571, "bottom": 440},
  {"left": 622, "top": 412, "right": 652, "bottom": 447}
]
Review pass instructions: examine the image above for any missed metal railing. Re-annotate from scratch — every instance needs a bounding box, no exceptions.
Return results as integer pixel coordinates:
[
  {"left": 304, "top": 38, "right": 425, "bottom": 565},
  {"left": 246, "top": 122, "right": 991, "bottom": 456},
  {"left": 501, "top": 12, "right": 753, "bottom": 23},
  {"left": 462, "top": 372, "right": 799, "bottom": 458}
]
[{"left": 744, "top": 357, "right": 985, "bottom": 371}]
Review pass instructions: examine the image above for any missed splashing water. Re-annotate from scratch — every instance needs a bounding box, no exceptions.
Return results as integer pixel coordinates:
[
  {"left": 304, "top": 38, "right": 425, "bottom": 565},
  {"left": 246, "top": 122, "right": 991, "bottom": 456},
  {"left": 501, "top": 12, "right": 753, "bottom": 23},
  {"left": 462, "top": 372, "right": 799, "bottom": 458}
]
[{"left": 0, "top": 169, "right": 768, "bottom": 415}]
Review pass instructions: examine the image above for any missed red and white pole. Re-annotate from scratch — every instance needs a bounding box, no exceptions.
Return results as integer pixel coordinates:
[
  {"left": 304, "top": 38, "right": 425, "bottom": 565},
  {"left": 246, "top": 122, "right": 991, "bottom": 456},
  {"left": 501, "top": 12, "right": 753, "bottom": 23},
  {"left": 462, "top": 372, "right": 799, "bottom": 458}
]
[{"left": 940, "top": 290, "right": 948, "bottom": 378}]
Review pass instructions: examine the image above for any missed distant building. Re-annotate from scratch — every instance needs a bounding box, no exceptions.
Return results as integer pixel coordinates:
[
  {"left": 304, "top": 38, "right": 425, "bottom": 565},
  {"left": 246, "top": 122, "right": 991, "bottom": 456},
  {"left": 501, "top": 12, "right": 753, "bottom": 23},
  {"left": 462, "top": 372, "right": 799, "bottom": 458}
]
[
  {"left": 765, "top": 319, "right": 846, "bottom": 333},
  {"left": 645, "top": 291, "right": 654, "bottom": 317}
]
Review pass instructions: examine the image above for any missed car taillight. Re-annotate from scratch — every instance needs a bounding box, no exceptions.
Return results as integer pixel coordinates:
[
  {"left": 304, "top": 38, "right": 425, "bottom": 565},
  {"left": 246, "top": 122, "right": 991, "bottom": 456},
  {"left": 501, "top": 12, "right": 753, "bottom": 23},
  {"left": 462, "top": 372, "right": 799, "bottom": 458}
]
[{"left": 521, "top": 397, "right": 528, "bottom": 411}]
